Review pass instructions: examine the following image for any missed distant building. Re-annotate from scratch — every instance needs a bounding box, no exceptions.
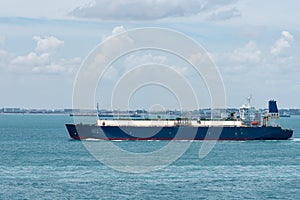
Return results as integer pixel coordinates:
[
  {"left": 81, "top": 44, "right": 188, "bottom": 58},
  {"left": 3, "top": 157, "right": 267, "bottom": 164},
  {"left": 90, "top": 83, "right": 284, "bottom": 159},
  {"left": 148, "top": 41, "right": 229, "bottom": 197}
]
[
  {"left": 64, "top": 109, "right": 80, "bottom": 113},
  {"left": 3, "top": 108, "right": 23, "bottom": 113}
]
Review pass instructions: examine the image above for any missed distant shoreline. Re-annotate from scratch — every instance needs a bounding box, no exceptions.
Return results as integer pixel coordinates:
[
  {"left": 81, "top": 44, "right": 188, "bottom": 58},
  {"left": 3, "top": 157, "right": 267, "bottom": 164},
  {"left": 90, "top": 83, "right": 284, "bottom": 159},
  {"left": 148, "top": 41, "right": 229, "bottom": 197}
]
[
  {"left": 1, "top": 108, "right": 300, "bottom": 116},
  {"left": 0, "top": 112, "right": 69, "bottom": 115}
]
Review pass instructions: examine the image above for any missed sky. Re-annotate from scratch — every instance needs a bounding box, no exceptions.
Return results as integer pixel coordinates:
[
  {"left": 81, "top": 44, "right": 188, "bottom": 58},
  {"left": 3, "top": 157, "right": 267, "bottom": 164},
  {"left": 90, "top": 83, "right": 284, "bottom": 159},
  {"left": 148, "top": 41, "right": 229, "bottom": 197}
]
[{"left": 0, "top": 0, "right": 299, "bottom": 110}]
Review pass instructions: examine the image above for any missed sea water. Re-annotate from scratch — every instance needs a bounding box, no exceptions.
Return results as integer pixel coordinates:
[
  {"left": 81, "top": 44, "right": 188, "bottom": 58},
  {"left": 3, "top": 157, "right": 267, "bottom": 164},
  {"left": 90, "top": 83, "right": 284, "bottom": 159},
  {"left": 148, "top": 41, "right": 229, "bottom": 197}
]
[{"left": 0, "top": 114, "right": 299, "bottom": 199}]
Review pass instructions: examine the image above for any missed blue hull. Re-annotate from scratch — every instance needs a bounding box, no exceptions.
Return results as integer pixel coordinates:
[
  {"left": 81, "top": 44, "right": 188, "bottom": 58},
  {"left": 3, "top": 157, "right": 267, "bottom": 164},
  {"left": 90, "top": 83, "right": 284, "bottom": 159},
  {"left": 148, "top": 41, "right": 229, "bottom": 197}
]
[{"left": 65, "top": 124, "right": 293, "bottom": 140}]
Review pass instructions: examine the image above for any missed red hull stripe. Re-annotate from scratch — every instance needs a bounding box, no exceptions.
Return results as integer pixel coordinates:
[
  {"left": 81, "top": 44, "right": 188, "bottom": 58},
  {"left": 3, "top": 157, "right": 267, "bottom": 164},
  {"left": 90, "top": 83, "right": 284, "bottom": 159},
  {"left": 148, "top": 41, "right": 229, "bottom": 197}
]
[{"left": 70, "top": 136, "right": 256, "bottom": 141}]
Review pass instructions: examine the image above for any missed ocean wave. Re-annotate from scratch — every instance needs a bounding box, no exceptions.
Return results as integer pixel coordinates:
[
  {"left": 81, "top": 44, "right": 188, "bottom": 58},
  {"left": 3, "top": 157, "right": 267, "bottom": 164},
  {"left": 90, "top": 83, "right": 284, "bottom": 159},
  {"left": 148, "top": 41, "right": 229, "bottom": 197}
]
[
  {"left": 84, "top": 138, "right": 103, "bottom": 141},
  {"left": 291, "top": 138, "right": 300, "bottom": 142}
]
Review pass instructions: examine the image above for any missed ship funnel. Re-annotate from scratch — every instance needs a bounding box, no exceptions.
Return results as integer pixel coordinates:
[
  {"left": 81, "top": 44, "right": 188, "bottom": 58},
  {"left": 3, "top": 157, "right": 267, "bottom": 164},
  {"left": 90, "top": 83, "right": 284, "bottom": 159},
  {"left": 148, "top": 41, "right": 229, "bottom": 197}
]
[{"left": 268, "top": 100, "right": 279, "bottom": 118}]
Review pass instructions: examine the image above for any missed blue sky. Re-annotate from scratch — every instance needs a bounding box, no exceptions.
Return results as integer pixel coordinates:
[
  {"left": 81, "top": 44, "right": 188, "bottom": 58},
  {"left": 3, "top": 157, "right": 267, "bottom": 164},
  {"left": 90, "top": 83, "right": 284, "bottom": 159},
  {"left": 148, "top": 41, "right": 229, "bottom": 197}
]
[{"left": 0, "top": 0, "right": 299, "bottom": 109}]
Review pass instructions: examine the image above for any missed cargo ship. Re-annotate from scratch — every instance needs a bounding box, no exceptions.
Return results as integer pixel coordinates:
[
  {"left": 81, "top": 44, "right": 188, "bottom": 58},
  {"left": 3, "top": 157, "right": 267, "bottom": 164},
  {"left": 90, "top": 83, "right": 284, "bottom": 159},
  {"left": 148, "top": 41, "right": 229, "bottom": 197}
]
[{"left": 66, "top": 100, "right": 293, "bottom": 140}]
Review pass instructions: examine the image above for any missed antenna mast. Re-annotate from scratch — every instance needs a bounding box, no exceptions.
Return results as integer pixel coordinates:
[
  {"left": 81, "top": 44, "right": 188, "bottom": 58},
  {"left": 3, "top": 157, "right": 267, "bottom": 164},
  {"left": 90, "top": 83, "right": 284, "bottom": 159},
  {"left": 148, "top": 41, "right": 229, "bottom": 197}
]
[{"left": 246, "top": 94, "right": 252, "bottom": 107}]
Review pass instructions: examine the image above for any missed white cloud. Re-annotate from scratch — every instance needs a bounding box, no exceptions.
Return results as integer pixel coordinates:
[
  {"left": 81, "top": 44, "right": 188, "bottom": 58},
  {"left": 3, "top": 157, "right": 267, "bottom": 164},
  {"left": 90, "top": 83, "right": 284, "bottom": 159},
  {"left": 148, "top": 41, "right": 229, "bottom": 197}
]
[
  {"left": 226, "top": 41, "right": 262, "bottom": 63},
  {"left": 189, "top": 52, "right": 214, "bottom": 66},
  {"left": 32, "top": 64, "right": 65, "bottom": 74},
  {"left": 0, "top": 0, "right": 89, "bottom": 19},
  {"left": 0, "top": 49, "right": 7, "bottom": 59},
  {"left": 207, "top": 7, "right": 241, "bottom": 21},
  {"left": 112, "top": 26, "right": 126, "bottom": 35},
  {"left": 270, "top": 31, "right": 294, "bottom": 55},
  {"left": 125, "top": 54, "right": 167, "bottom": 67},
  {"left": 100, "top": 26, "right": 135, "bottom": 56},
  {"left": 11, "top": 52, "right": 50, "bottom": 66},
  {"left": 102, "top": 54, "right": 167, "bottom": 80},
  {"left": 30, "top": 56, "right": 81, "bottom": 75},
  {"left": 213, "top": 41, "right": 264, "bottom": 77},
  {"left": 33, "top": 36, "right": 64, "bottom": 53},
  {"left": 11, "top": 35, "right": 65, "bottom": 69},
  {"left": 102, "top": 25, "right": 127, "bottom": 41},
  {"left": 0, "top": 36, "right": 5, "bottom": 46},
  {"left": 70, "top": 0, "right": 239, "bottom": 20},
  {"left": 99, "top": 26, "right": 170, "bottom": 80},
  {"left": 31, "top": 57, "right": 81, "bottom": 75},
  {"left": 9, "top": 36, "right": 80, "bottom": 75},
  {"left": 0, "top": 37, "right": 5, "bottom": 61}
]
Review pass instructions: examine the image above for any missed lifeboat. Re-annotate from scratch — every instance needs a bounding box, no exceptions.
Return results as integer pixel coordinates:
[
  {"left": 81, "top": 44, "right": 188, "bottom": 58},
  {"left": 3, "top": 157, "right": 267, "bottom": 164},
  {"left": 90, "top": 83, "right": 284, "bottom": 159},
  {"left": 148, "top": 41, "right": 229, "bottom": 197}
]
[{"left": 251, "top": 121, "right": 259, "bottom": 125}]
